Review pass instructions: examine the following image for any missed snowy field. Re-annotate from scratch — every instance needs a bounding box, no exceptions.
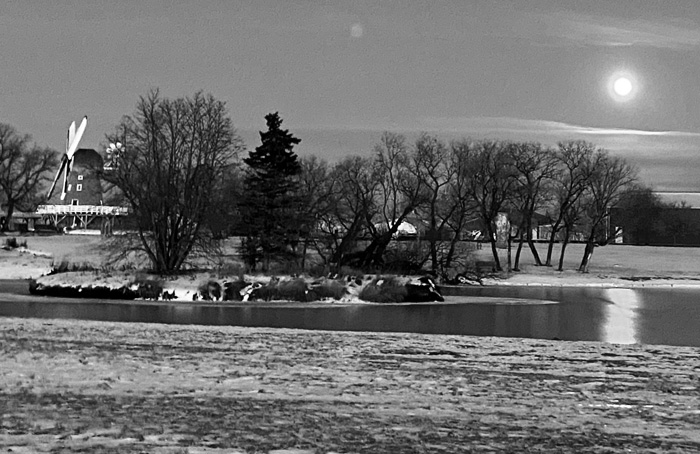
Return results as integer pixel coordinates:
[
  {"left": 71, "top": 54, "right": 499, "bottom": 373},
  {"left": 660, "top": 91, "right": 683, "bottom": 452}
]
[
  {"left": 1, "top": 317, "right": 699, "bottom": 453},
  {"left": 2, "top": 233, "right": 700, "bottom": 287}
]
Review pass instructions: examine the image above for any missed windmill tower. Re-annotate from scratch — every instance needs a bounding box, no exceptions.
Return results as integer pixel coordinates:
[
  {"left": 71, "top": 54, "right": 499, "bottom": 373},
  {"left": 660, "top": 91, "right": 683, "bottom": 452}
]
[
  {"left": 37, "top": 117, "right": 128, "bottom": 232},
  {"left": 47, "top": 148, "right": 103, "bottom": 206}
]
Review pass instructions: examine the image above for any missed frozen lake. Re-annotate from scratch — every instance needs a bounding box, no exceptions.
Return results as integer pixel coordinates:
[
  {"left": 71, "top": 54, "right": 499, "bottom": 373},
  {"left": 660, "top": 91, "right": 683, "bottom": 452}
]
[{"left": 1, "top": 281, "right": 699, "bottom": 347}]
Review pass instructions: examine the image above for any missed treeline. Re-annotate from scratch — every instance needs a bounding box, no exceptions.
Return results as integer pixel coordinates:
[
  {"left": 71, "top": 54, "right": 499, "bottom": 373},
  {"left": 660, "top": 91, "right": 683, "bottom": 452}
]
[
  {"left": 228, "top": 132, "right": 640, "bottom": 277},
  {"left": 2, "top": 90, "right": 669, "bottom": 276}
]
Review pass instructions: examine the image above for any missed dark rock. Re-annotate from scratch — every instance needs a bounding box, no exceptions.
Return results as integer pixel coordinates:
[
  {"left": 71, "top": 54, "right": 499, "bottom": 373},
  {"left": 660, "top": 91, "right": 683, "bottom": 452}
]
[
  {"left": 136, "top": 280, "right": 163, "bottom": 300},
  {"left": 198, "top": 280, "right": 222, "bottom": 301},
  {"left": 446, "top": 273, "right": 482, "bottom": 286},
  {"left": 223, "top": 280, "right": 249, "bottom": 301},
  {"left": 405, "top": 276, "right": 444, "bottom": 302},
  {"left": 161, "top": 290, "right": 177, "bottom": 300},
  {"left": 240, "top": 282, "right": 264, "bottom": 301}
]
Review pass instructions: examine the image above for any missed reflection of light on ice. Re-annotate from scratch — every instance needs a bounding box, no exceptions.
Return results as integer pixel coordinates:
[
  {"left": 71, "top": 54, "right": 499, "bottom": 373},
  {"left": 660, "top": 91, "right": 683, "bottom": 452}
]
[{"left": 603, "top": 289, "right": 640, "bottom": 344}]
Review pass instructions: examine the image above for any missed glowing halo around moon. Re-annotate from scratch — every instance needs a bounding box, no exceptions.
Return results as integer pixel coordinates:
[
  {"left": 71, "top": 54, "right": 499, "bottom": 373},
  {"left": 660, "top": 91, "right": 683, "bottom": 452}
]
[{"left": 607, "top": 71, "right": 639, "bottom": 103}]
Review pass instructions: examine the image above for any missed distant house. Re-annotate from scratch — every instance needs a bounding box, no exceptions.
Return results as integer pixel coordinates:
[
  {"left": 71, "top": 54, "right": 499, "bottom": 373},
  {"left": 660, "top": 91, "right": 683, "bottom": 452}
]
[
  {"left": 461, "top": 212, "right": 552, "bottom": 244},
  {"left": 372, "top": 219, "right": 419, "bottom": 240}
]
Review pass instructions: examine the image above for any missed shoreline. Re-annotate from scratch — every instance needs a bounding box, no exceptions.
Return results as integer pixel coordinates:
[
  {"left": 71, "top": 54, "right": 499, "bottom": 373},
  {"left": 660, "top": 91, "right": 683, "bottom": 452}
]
[{"left": 3, "top": 237, "right": 700, "bottom": 301}]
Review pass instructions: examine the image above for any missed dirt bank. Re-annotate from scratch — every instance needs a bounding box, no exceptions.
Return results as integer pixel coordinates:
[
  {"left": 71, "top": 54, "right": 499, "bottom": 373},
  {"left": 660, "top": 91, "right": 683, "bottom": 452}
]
[{"left": 1, "top": 317, "right": 699, "bottom": 453}]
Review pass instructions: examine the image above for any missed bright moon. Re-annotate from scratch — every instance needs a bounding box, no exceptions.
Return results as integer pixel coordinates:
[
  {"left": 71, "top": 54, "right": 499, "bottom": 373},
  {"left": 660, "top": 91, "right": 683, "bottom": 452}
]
[
  {"left": 607, "top": 71, "right": 639, "bottom": 102},
  {"left": 614, "top": 77, "right": 632, "bottom": 96}
]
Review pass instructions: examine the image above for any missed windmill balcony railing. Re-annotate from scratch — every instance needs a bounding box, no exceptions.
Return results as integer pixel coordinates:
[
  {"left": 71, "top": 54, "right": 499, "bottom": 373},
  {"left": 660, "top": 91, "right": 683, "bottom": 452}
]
[{"left": 37, "top": 205, "right": 129, "bottom": 216}]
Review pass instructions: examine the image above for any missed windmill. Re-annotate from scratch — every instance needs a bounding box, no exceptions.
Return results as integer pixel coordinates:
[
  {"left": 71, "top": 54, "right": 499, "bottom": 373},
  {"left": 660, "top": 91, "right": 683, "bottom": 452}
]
[
  {"left": 104, "top": 141, "right": 123, "bottom": 171},
  {"left": 37, "top": 116, "right": 128, "bottom": 233},
  {"left": 47, "top": 116, "right": 88, "bottom": 201}
]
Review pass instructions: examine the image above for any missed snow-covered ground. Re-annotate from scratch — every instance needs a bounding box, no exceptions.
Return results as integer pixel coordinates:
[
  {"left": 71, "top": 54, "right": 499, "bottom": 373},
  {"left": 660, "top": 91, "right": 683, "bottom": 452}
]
[
  {"left": 2, "top": 233, "right": 700, "bottom": 290},
  {"left": 2, "top": 317, "right": 699, "bottom": 452}
]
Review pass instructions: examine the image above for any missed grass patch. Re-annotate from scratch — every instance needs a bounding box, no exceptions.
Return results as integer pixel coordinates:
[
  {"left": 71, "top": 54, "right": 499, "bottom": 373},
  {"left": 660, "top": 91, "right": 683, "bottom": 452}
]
[
  {"left": 215, "top": 262, "right": 246, "bottom": 279},
  {"left": 49, "top": 259, "right": 100, "bottom": 274}
]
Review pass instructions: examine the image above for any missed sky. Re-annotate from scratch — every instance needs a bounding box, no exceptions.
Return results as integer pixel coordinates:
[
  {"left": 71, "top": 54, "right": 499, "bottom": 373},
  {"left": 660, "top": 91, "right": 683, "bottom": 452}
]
[{"left": 2, "top": 0, "right": 700, "bottom": 199}]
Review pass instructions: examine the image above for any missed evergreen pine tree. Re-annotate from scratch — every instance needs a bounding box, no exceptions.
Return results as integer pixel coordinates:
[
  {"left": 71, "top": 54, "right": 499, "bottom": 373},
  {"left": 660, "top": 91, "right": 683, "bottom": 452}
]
[{"left": 240, "top": 112, "right": 303, "bottom": 271}]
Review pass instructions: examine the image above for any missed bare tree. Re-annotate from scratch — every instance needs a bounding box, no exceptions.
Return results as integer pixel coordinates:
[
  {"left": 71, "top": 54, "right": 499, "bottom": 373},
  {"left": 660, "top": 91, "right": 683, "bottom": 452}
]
[
  {"left": 297, "top": 155, "right": 336, "bottom": 268},
  {"left": 325, "top": 155, "right": 380, "bottom": 268},
  {"left": 0, "top": 124, "right": 58, "bottom": 231},
  {"left": 357, "top": 132, "right": 429, "bottom": 269},
  {"left": 103, "top": 90, "right": 243, "bottom": 274},
  {"left": 578, "top": 150, "right": 637, "bottom": 272},
  {"left": 459, "top": 140, "right": 516, "bottom": 271},
  {"left": 507, "top": 142, "right": 557, "bottom": 270},
  {"left": 441, "top": 140, "right": 480, "bottom": 274},
  {"left": 411, "top": 133, "right": 453, "bottom": 274},
  {"left": 204, "top": 162, "right": 245, "bottom": 239},
  {"left": 544, "top": 141, "right": 596, "bottom": 267}
]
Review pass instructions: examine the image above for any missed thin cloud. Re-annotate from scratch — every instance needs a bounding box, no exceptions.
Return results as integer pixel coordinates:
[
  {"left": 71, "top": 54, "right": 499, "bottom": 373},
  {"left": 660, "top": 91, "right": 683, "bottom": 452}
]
[
  {"left": 244, "top": 119, "right": 700, "bottom": 192},
  {"left": 542, "top": 11, "right": 700, "bottom": 50},
  {"left": 421, "top": 116, "right": 700, "bottom": 139}
]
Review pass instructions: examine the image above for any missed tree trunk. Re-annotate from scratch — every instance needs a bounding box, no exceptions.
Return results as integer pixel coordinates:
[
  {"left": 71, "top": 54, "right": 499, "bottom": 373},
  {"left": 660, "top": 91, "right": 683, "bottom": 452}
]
[
  {"left": 525, "top": 218, "right": 543, "bottom": 266},
  {"left": 300, "top": 236, "right": 309, "bottom": 270},
  {"left": 489, "top": 237, "right": 501, "bottom": 271},
  {"left": 331, "top": 216, "right": 363, "bottom": 266},
  {"left": 0, "top": 199, "right": 14, "bottom": 232},
  {"left": 484, "top": 223, "right": 502, "bottom": 271},
  {"left": 557, "top": 238, "right": 569, "bottom": 271},
  {"left": 360, "top": 231, "right": 394, "bottom": 269},
  {"left": 443, "top": 235, "right": 460, "bottom": 276},
  {"left": 506, "top": 233, "right": 512, "bottom": 272},
  {"left": 443, "top": 211, "right": 467, "bottom": 276},
  {"left": 578, "top": 235, "right": 596, "bottom": 273},
  {"left": 359, "top": 208, "right": 415, "bottom": 269},
  {"left": 557, "top": 227, "right": 571, "bottom": 271},
  {"left": 429, "top": 234, "right": 439, "bottom": 275},
  {"left": 513, "top": 231, "right": 524, "bottom": 271},
  {"left": 545, "top": 220, "right": 562, "bottom": 266}
]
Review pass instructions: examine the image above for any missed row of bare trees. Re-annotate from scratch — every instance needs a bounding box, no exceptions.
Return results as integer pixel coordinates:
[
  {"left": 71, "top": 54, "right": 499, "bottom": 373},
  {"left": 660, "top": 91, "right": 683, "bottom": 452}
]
[
  {"left": 0, "top": 93, "right": 639, "bottom": 276},
  {"left": 294, "top": 133, "right": 638, "bottom": 276}
]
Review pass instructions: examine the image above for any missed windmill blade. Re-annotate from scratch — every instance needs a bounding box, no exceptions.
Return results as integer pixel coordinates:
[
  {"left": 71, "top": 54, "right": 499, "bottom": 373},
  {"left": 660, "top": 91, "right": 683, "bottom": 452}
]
[
  {"left": 67, "top": 121, "right": 76, "bottom": 153},
  {"left": 47, "top": 156, "right": 68, "bottom": 200},
  {"left": 61, "top": 162, "right": 70, "bottom": 201},
  {"left": 66, "top": 116, "right": 87, "bottom": 159}
]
